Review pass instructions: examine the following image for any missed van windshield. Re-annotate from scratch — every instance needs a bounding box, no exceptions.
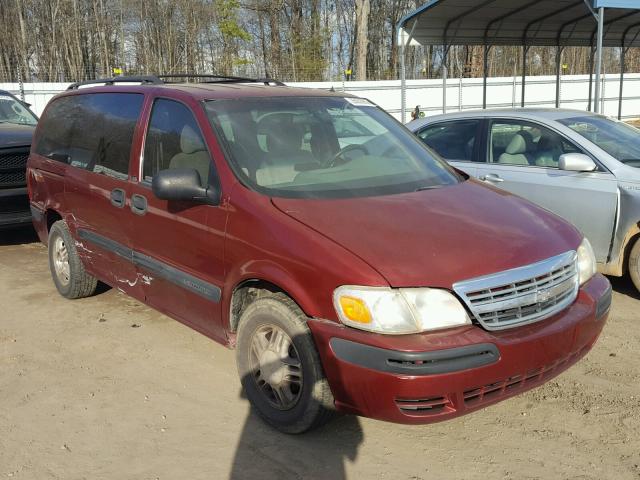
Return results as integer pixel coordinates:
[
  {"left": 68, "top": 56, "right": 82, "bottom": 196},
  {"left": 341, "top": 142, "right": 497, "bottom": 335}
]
[{"left": 205, "top": 96, "right": 462, "bottom": 198}]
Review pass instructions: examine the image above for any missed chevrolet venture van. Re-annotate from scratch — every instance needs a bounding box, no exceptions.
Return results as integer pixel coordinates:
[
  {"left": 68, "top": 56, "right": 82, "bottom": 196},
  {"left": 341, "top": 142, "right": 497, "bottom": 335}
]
[{"left": 27, "top": 76, "right": 611, "bottom": 433}]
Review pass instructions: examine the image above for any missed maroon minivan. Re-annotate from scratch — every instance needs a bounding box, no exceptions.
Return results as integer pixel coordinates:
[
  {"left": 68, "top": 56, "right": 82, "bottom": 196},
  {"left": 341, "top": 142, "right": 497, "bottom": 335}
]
[{"left": 27, "top": 76, "right": 611, "bottom": 433}]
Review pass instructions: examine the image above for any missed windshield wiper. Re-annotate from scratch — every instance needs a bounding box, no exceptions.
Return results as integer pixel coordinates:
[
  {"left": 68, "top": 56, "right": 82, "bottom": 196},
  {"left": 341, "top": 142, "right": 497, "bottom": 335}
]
[{"left": 414, "top": 185, "right": 440, "bottom": 192}]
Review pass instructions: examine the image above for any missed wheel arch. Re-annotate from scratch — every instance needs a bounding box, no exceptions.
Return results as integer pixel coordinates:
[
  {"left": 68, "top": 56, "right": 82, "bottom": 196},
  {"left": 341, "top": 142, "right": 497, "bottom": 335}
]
[
  {"left": 602, "top": 221, "right": 640, "bottom": 277},
  {"left": 45, "top": 209, "right": 63, "bottom": 232},
  {"left": 228, "top": 278, "right": 310, "bottom": 335}
]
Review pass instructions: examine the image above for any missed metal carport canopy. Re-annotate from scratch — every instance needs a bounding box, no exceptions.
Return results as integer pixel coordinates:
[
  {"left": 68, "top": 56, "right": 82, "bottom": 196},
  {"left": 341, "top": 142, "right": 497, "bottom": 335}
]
[{"left": 397, "top": 0, "right": 640, "bottom": 122}]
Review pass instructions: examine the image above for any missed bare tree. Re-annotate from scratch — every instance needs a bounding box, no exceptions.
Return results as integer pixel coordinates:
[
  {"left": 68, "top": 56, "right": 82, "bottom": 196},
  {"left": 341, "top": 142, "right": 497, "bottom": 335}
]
[{"left": 354, "top": 0, "right": 369, "bottom": 80}]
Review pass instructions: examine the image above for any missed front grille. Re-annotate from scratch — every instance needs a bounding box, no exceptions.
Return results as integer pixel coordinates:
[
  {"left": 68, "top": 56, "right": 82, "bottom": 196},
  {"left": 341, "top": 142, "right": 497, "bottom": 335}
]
[
  {"left": 0, "top": 149, "right": 29, "bottom": 188},
  {"left": 453, "top": 251, "right": 578, "bottom": 331},
  {"left": 0, "top": 170, "right": 27, "bottom": 186}
]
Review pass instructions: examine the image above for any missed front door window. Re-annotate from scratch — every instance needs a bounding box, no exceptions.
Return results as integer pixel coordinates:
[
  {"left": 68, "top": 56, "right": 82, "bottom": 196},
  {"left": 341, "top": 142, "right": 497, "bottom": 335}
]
[{"left": 489, "top": 120, "right": 582, "bottom": 168}]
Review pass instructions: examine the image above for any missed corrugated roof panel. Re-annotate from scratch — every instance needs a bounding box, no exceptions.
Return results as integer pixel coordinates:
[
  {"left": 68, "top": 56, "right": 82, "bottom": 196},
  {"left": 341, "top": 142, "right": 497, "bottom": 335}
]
[{"left": 400, "top": 0, "right": 640, "bottom": 47}]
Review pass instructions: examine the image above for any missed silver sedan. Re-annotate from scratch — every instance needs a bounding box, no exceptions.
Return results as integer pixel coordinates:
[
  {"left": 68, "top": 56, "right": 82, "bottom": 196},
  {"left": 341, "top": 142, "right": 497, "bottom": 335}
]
[{"left": 408, "top": 109, "right": 640, "bottom": 293}]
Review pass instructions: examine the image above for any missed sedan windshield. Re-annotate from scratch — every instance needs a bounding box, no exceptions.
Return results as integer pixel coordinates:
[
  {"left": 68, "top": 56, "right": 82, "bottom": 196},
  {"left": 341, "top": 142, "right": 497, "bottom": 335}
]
[
  {"left": 0, "top": 94, "right": 38, "bottom": 126},
  {"left": 558, "top": 115, "right": 640, "bottom": 168},
  {"left": 205, "top": 96, "right": 462, "bottom": 198}
]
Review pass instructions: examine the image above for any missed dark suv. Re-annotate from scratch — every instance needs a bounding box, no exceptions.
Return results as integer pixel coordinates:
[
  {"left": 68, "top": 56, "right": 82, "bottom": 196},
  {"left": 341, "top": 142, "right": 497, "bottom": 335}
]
[
  {"left": 0, "top": 90, "right": 38, "bottom": 229},
  {"left": 27, "top": 76, "right": 611, "bottom": 433}
]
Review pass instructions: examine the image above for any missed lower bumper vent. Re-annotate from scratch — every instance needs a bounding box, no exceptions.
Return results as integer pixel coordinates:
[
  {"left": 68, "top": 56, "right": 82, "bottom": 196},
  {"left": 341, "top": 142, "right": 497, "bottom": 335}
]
[
  {"left": 395, "top": 396, "right": 453, "bottom": 416},
  {"left": 463, "top": 345, "right": 590, "bottom": 406}
]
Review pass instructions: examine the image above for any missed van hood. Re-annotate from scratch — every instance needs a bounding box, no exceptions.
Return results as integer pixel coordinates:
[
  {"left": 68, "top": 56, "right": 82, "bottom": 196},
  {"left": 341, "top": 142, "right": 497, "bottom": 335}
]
[
  {"left": 271, "top": 180, "right": 582, "bottom": 288},
  {"left": 0, "top": 123, "right": 35, "bottom": 148}
]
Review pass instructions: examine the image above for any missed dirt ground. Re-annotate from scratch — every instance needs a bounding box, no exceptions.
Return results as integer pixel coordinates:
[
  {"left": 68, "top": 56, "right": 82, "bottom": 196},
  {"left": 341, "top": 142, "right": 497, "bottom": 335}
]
[{"left": 1, "top": 227, "right": 639, "bottom": 480}]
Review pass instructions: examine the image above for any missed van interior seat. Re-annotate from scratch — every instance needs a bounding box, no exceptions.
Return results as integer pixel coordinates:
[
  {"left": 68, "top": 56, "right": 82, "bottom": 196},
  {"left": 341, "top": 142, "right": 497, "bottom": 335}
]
[
  {"left": 169, "top": 125, "right": 210, "bottom": 186},
  {"left": 256, "top": 116, "right": 314, "bottom": 186},
  {"left": 498, "top": 133, "right": 533, "bottom": 165}
]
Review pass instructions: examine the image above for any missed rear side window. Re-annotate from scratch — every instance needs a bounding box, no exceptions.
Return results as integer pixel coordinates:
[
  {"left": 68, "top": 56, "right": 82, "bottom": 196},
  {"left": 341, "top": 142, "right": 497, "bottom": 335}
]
[
  {"left": 35, "top": 93, "right": 143, "bottom": 179},
  {"left": 417, "top": 120, "right": 480, "bottom": 161},
  {"left": 142, "top": 99, "right": 211, "bottom": 187},
  {"left": 34, "top": 96, "right": 77, "bottom": 159}
]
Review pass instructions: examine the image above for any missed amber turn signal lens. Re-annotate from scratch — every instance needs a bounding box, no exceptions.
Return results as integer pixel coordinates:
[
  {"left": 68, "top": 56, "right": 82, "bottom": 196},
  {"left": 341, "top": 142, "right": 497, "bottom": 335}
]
[{"left": 339, "top": 296, "right": 372, "bottom": 324}]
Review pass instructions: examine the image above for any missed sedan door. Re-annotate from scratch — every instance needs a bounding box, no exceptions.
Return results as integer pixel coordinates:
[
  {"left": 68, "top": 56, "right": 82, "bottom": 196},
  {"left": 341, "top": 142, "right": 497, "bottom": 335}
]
[
  {"left": 475, "top": 118, "right": 618, "bottom": 263},
  {"left": 414, "top": 119, "right": 483, "bottom": 177}
]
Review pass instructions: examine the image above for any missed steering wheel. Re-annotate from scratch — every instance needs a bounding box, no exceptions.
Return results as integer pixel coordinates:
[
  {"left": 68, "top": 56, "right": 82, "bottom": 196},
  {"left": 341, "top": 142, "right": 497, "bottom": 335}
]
[{"left": 327, "top": 144, "right": 368, "bottom": 168}]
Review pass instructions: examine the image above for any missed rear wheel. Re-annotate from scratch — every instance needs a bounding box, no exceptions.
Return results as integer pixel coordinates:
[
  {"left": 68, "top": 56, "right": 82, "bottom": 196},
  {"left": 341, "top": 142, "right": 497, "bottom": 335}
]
[
  {"left": 629, "top": 238, "right": 640, "bottom": 294},
  {"left": 236, "top": 293, "right": 335, "bottom": 434},
  {"left": 48, "top": 221, "right": 97, "bottom": 299}
]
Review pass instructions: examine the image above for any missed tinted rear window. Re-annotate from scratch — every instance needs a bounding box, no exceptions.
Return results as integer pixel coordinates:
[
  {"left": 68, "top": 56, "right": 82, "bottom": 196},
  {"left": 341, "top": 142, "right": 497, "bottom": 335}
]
[{"left": 35, "top": 93, "right": 143, "bottom": 179}]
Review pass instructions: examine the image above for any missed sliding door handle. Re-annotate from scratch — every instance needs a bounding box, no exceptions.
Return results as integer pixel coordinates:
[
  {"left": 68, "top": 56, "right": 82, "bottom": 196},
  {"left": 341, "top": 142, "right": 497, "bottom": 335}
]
[{"left": 130, "top": 194, "right": 148, "bottom": 216}]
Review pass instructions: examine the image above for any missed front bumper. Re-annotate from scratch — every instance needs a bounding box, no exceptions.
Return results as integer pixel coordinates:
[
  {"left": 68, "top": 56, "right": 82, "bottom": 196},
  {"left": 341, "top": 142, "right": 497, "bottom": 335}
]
[
  {"left": 0, "top": 187, "right": 31, "bottom": 229},
  {"left": 308, "top": 274, "right": 611, "bottom": 424}
]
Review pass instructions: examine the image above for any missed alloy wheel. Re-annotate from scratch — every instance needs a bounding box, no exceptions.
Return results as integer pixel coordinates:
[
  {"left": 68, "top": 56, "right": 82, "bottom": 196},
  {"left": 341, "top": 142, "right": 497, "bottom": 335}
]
[{"left": 249, "top": 324, "right": 303, "bottom": 410}]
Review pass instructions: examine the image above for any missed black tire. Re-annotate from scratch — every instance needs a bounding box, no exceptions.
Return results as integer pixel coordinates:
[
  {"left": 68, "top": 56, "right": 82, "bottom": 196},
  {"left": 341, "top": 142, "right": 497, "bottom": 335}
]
[
  {"left": 48, "top": 220, "right": 98, "bottom": 299},
  {"left": 236, "top": 293, "right": 335, "bottom": 434},
  {"left": 629, "top": 237, "right": 640, "bottom": 294}
]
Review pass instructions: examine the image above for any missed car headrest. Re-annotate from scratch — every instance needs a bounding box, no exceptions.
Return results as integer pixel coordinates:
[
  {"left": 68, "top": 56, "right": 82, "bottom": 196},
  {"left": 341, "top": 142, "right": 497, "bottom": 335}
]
[
  {"left": 180, "top": 125, "right": 206, "bottom": 154},
  {"left": 266, "top": 121, "right": 304, "bottom": 156},
  {"left": 505, "top": 133, "right": 528, "bottom": 155},
  {"left": 537, "top": 135, "right": 561, "bottom": 151}
]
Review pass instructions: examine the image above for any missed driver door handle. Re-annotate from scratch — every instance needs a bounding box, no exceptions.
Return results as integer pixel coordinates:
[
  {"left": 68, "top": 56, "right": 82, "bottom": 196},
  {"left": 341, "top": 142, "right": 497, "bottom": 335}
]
[
  {"left": 110, "top": 188, "right": 126, "bottom": 208},
  {"left": 480, "top": 173, "right": 504, "bottom": 183}
]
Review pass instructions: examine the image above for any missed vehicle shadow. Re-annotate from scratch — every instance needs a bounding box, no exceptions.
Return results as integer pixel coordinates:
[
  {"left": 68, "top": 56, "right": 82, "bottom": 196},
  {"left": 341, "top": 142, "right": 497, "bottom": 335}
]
[
  {"left": 0, "top": 226, "right": 38, "bottom": 246},
  {"left": 229, "top": 348, "right": 364, "bottom": 480},
  {"left": 609, "top": 275, "right": 640, "bottom": 301},
  {"left": 229, "top": 407, "right": 363, "bottom": 480}
]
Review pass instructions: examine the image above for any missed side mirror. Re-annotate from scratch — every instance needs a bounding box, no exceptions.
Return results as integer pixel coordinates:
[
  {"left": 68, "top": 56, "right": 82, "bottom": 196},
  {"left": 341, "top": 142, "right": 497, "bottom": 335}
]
[
  {"left": 151, "top": 168, "right": 219, "bottom": 205},
  {"left": 21, "top": 101, "right": 32, "bottom": 108},
  {"left": 559, "top": 153, "right": 597, "bottom": 172}
]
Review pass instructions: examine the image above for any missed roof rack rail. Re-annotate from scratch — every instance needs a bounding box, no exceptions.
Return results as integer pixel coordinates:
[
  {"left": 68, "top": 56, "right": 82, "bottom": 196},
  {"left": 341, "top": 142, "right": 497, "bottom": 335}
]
[
  {"left": 67, "top": 75, "right": 162, "bottom": 90},
  {"left": 66, "top": 73, "right": 285, "bottom": 90},
  {"left": 158, "top": 74, "right": 285, "bottom": 86}
]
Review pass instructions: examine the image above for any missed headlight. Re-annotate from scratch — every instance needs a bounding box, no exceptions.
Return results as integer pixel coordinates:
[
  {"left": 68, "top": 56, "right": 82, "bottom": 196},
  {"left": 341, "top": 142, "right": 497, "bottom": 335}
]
[
  {"left": 577, "top": 237, "right": 597, "bottom": 285},
  {"left": 333, "top": 285, "right": 471, "bottom": 334}
]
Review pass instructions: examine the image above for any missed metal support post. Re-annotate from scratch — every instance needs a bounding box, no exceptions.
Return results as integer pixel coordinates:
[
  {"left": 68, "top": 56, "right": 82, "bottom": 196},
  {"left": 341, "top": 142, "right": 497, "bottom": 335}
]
[
  {"left": 521, "top": 45, "right": 529, "bottom": 108},
  {"left": 483, "top": 45, "right": 491, "bottom": 109},
  {"left": 400, "top": 42, "right": 406, "bottom": 123},
  {"left": 588, "top": 46, "right": 595, "bottom": 111},
  {"left": 619, "top": 47, "right": 626, "bottom": 120},
  {"left": 555, "top": 46, "right": 564, "bottom": 108},
  {"left": 442, "top": 45, "right": 450, "bottom": 114},
  {"left": 594, "top": 7, "right": 604, "bottom": 113}
]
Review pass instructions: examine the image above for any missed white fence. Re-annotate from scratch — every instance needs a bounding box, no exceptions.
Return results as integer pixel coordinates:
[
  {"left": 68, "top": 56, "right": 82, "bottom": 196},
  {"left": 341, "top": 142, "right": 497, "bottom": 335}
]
[{"left": 4, "top": 73, "right": 640, "bottom": 121}]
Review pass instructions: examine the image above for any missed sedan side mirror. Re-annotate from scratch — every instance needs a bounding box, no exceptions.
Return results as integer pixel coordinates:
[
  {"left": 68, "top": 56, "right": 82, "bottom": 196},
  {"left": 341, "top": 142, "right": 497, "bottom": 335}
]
[
  {"left": 559, "top": 153, "right": 597, "bottom": 172},
  {"left": 152, "top": 168, "right": 219, "bottom": 205}
]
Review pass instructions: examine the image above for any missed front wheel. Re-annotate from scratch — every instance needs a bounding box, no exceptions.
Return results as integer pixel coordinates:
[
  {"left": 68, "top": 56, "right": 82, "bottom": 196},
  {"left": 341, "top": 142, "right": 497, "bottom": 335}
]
[
  {"left": 236, "top": 293, "right": 335, "bottom": 434},
  {"left": 629, "top": 237, "right": 640, "bottom": 294}
]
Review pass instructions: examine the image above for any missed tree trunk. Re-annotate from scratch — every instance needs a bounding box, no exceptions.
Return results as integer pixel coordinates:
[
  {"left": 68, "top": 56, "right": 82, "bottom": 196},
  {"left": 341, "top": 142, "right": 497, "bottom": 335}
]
[{"left": 355, "top": 0, "right": 369, "bottom": 80}]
